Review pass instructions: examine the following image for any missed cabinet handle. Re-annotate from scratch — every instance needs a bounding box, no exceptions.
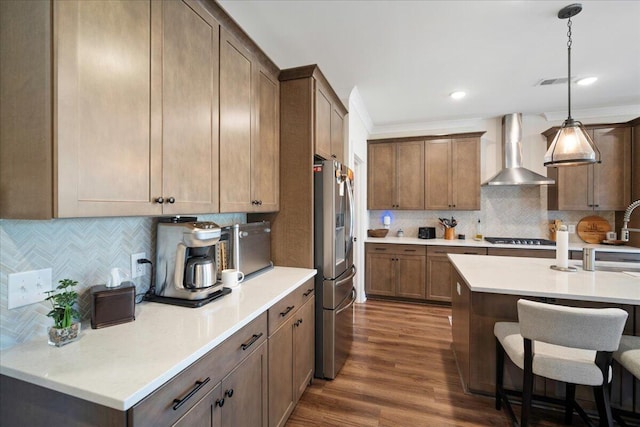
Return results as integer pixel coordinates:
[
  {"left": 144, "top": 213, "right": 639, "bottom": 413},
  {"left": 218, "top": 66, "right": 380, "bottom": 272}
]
[
  {"left": 240, "top": 332, "right": 263, "bottom": 351},
  {"left": 215, "top": 398, "right": 225, "bottom": 407},
  {"left": 331, "top": 154, "right": 337, "bottom": 159},
  {"left": 404, "top": 249, "right": 416, "bottom": 252},
  {"left": 303, "top": 288, "right": 313, "bottom": 297},
  {"left": 167, "top": 197, "right": 175, "bottom": 204},
  {"left": 295, "top": 318, "right": 303, "bottom": 327},
  {"left": 374, "top": 248, "right": 387, "bottom": 251},
  {"left": 463, "top": 252, "right": 478, "bottom": 255},
  {"left": 258, "top": 200, "right": 263, "bottom": 205},
  {"left": 172, "top": 377, "right": 211, "bottom": 410},
  {"left": 280, "top": 306, "right": 295, "bottom": 317},
  {"left": 224, "top": 389, "right": 234, "bottom": 398},
  {"left": 155, "top": 197, "right": 164, "bottom": 204}
]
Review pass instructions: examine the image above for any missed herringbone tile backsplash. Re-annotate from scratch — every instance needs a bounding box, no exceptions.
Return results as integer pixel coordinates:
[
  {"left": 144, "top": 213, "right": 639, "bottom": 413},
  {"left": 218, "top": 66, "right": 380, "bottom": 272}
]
[
  {"left": 369, "top": 186, "right": 614, "bottom": 242},
  {"left": 0, "top": 213, "right": 244, "bottom": 348}
]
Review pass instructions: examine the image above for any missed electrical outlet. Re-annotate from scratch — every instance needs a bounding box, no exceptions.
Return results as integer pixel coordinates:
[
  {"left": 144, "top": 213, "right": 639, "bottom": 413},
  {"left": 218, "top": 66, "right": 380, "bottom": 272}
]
[
  {"left": 131, "top": 252, "right": 146, "bottom": 278},
  {"left": 8, "top": 268, "right": 53, "bottom": 309},
  {"left": 568, "top": 224, "right": 576, "bottom": 233}
]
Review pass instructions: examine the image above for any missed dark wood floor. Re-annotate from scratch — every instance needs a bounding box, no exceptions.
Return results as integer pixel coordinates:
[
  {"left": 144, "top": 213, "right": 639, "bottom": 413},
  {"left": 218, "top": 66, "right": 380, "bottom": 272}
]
[{"left": 285, "top": 299, "right": 595, "bottom": 427}]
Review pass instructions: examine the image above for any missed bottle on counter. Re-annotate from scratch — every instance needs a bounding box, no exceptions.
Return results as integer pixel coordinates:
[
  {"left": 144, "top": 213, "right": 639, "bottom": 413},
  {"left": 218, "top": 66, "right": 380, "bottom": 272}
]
[{"left": 474, "top": 219, "right": 483, "bottom": 241}]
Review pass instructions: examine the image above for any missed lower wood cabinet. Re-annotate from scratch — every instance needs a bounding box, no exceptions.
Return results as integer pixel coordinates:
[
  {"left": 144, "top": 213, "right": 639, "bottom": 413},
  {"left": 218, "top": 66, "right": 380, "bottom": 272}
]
[
  {"left": 486, "top": 247, "right": 555, "bottom": 259},
  {"left": 365, "top": 244, "right": 427, "bottom": 300},
  {"left": 426, "top": 246, "right": 487, "bottom": 302},
  {"left": 268, "top": 281, "right": 315, "bottom": 427}
]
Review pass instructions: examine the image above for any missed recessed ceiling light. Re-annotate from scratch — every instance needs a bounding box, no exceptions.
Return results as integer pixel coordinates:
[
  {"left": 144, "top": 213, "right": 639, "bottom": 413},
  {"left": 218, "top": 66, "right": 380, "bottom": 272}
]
[
  {"left": 450, "top": 91, "right": 466, "bottom": 100},
  {"left": 576, "top": 76, "right": 598, "bottom": 86}
]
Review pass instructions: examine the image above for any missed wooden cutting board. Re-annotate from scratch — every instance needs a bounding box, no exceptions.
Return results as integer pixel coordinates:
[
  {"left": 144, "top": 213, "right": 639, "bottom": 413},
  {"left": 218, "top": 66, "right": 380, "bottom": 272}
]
[{"left": 577, "top": 215, "right": 612, "bottom": 244}]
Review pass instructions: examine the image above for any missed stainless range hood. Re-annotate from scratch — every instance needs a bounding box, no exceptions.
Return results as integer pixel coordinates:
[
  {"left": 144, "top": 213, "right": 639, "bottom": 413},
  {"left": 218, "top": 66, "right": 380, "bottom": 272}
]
[{"left": 483, "top": 113, "right": 555, "bottom": 186}]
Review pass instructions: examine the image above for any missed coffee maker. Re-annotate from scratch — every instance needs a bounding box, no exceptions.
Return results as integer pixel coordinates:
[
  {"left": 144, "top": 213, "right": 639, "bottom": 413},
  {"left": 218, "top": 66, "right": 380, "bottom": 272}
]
[{"left": 154, "top": 217, "right": 224, "bottom": 302}]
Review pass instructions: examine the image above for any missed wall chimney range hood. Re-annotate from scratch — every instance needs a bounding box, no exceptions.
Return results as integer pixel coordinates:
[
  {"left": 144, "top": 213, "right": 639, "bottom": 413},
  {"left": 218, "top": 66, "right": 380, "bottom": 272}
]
[{"left": 483, "top": 114, "right": 555, "bottom": 186}]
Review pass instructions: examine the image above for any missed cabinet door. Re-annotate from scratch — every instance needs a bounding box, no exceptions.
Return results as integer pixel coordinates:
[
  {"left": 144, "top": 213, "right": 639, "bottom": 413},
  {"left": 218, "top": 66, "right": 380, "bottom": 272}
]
[
  {"left": 220, "top": 28, "right": 253, "bottom": 213},
  {"left": 426, "top": 254, "right": 452, "bottom": 302},
  {"left": 557, "top": 165, "right": 590, "bottom": 210},
  {"left": 593, "top": 127, "right": 631, "bottom": 210},
  {"left": 395, "top": 254, "right": 426, "bottom": 299},
  {"left": 268, "top": 320, "right": 294, "bottom": 427},
  {"left": 294, "top": 297, "right": 315, "bottom": 401},
  {"left": 56, "top": 0, "right": 159, "bottom": 217},
  {"left": 172, "top": 384, "right": 222, "bottom": 427},
  {"left": 330, "top": 106, "right": 344, "bottom": 163},
  {"left": 452, "top": 137, "right": 480, "bottom": 210},
  {"left": 314, "top": 81, "right": 332, "bottom": 160},
  {"left": 252, "top": 67, "right": 279, "bottom": 212},
  {"left": 425, "top": 139, "right": 452, "bottom": 210},
  {"left": 221, "top": 341, "right": 268, "bottom": 427},
  {"left": 396, "top": 141, "right": 425, "bottom": 210},
  {"left": 367, "top": 143, "right": 396, "bottom": 209},
  {"left": 162, "top": 0, "right": 219, "bottom": 215},
  {"left": 365, "top": 251, "right": 395, "bottom": 296}
]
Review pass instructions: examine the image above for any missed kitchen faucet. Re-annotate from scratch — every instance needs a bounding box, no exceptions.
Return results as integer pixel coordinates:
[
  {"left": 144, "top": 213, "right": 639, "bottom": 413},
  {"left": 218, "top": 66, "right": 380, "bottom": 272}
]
[{"left": 621, "top": 199, "right": 640, "bottom": 242}]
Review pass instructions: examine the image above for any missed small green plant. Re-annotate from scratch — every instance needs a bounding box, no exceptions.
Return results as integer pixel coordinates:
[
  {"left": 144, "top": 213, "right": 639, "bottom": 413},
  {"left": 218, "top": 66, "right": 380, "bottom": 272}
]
[{"left": 45, "top": 279, "right": 79, "bottom": 329}]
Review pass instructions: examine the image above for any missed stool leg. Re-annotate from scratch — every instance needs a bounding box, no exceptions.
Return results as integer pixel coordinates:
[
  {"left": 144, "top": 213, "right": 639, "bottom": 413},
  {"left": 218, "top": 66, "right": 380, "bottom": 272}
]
[
  {"left": 522, "top": 338, "right": 534, "bottom": 427},
  {"left": 593, "top": 385, "right": 613, "bottom": 427},
  {"left": 496, "top": 337, "right": 504, "bottom": 411},
  {"left": 565, "top": 383, "right": 575, "bottom": 425}
]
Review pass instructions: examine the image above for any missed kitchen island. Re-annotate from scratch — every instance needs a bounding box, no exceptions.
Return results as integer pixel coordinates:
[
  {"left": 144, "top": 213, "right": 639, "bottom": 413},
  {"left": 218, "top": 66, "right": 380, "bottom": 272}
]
[
  {"left": 0, "top": 266, "right": 316, "bottom": 426},
  {"left": 448, "top": 254, "right": 639, "bottom": 412}
]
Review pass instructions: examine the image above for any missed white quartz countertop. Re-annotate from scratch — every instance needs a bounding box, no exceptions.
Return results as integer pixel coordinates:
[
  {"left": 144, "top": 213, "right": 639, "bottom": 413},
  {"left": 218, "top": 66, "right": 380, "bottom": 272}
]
[
  {"left": 448, "top": 254, "right": 640, "bottom": 305},
  {"left": 0, "top": 266, "right": 316, "bottom": 411},
  {"left": 365, "top": 236, "right": 640, "bottom": 253}
]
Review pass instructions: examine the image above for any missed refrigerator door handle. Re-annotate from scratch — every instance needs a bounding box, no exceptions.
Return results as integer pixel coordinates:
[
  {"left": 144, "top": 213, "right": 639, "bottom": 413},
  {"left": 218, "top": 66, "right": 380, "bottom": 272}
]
[
  {"left": 335, "top": 288, "right": 356, "bottom": 315},
  {"left": 345, "top": 177, "right": 355, "bottom": 259},
  {"left": 334, "top": 265, "right": 357, "bottom": 288}
]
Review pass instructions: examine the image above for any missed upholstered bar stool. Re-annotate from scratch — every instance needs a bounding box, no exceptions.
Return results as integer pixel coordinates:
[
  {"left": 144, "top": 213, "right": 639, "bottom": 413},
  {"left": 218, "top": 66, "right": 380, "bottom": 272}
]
[
  {"left": 494, "top": 299, "right": 627, "bottom": 427},
  {"left": 612, "top": 335, "right": 640, "bottom": 425}
]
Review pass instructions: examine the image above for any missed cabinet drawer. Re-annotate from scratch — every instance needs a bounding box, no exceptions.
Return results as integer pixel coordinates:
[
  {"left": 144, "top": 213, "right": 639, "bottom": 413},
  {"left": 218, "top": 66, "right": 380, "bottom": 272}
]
[
  {"left": 269, "top": 279, "right": 314, "bottom": 336},
  {"left": 489, "top": 248, "right": 555, "bottom": 259},
  {"left": 366, "top": 243, "right": 426, "bottom": 255},
  {"left": 427, "top": 246, "right": 487, "bottom": 256},
  {"left": 570, "top": 250, "right": 640, "bottom": 262},
  {"left": 130, "top": 312, "right": 267, "bottom": 427}
]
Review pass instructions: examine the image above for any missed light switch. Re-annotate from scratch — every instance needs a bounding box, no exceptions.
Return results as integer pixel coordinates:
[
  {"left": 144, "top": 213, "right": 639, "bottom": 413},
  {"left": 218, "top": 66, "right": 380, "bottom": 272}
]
[{"left": 8, "top": 268, "right": 53, "bottom": 309}]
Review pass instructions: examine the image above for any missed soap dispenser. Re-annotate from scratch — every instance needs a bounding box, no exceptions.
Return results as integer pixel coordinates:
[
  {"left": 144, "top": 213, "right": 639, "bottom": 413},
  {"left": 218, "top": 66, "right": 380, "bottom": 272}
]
[{"left": 474, "top": 219, "right": 483, "bottom": 241}]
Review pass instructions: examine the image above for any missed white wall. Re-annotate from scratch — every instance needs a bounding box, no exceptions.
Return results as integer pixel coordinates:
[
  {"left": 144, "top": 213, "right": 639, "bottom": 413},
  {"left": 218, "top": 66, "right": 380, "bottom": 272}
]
[{"left": 347, "top": 87, "right": 372, "bottom": 303}]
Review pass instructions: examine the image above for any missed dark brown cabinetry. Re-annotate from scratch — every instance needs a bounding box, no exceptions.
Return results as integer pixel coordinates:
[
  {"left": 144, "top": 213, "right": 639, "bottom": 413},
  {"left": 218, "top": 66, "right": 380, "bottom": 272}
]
[
  {"left": 545, "top": 125, "right": 632, "bottom": 211},
  {"left": 314, "top": 77, "right": 346, "bottom": 163},
  {"left": 268, "top": 280, "right": 315, "bottom": 427},
  {"left": 366, "top": 132, "right": 483, "bottom": 212},
  {"left": 365, "top": 244, "right": 427, "bottom": 300},
  {"left": 252, "top": 65, "right": 347, "bottom": 268},
  {"left": 486, "top": 247, "right": 555, "bottom": 259},
  {"left": 425, "top": 136, "right": 481, "bottom": 210},
  {"left": 367, "top": 141, "right": 425, "bottom": 210},
  {"left": 219, "top": 28, "right": 279, "bottom": 213},
  {"left": 426, "top": 246, "right": 487, "bottom": 302}
]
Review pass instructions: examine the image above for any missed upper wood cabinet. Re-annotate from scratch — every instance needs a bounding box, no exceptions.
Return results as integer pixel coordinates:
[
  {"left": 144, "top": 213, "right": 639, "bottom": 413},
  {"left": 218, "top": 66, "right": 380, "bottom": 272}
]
[
  {"left": 219, "top": 29, "right": 279, "bottom": 213},
  {"left": 279, "top": 65, "right": 347, "bottom": 164},
  {"left": 425, "top": 136, "right": 481, "bottom": 210},
  {"left": 367, "top": 141, "right": 425, "bottom": 210},
  {"left": 545, "top": 125, "right": 632, "bottom": 211},
  {"left": 366, "top": 132, "right": 482, "bottom": 211},
  {"left": 0, "top": 0, "right": 279, "bottom": 219}
]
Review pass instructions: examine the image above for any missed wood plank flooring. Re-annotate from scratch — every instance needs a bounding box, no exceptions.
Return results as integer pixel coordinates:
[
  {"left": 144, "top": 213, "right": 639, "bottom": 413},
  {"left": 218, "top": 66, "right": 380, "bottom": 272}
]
[{"left": 285, "top": 299, "right": 593, "bottom": 427}]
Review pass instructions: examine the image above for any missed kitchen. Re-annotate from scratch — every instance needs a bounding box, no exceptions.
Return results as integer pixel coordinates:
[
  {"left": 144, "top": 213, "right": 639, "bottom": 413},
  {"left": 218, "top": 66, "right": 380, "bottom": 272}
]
[{"left": 1, "top": 0, "right": 640, "bottom": 426}]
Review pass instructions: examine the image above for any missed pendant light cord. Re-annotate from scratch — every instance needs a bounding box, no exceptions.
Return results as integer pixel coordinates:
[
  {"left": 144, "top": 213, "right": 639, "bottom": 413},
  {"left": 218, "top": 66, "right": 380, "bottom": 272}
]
[{"left": 566, "top": 17, "right": 573, "bottom": 121}]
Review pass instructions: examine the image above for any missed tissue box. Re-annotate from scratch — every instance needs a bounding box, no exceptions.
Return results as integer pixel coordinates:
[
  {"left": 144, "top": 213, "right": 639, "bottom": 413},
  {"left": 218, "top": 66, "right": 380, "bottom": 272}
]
[{"left": 90, "top": 283, "right": 136, "bottom": 329}]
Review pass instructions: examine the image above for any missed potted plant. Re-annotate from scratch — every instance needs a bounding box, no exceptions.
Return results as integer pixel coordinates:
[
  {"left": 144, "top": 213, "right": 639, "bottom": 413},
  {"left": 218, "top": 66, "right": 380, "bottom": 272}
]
[{"left": 45, "top": 278, "right": 81, "bottom": 346}]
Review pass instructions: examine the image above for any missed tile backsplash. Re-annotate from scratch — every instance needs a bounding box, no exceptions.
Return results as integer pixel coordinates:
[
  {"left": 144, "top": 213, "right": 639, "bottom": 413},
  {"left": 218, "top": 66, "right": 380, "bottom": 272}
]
[
  {"left": 0, "top": 213, "right": 245, "bottom": 348},
  {"left": 369, "top": 186, "right": 614, "bottom": 243}
]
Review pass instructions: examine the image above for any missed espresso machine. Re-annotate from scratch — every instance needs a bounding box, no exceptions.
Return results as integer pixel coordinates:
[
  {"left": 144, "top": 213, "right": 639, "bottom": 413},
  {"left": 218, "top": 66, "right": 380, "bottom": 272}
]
[{"left": 150, "top": 217, "right": 228, "bottom": 307}]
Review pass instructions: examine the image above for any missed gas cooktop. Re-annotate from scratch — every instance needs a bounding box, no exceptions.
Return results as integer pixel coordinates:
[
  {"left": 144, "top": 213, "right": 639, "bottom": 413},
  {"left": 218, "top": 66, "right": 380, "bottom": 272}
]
[{"left": 484, "top": 237, "right": 556, "bottom": 246}]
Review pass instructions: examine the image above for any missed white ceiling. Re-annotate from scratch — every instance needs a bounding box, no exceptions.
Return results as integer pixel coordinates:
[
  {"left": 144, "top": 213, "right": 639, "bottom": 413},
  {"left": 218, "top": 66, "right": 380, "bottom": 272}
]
[{"left": 218, "top": 0, "right": 640, "bottom": 131}]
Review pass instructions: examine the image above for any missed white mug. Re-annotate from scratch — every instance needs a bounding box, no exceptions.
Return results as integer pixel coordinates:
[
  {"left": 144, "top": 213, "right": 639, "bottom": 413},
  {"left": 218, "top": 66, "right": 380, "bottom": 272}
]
[{"left": 222, "top": 269, "right": 244, "bottom": 288}]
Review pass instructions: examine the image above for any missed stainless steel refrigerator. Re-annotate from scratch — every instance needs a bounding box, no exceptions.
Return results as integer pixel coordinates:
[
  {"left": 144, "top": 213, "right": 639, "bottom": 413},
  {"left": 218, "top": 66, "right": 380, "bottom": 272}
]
[{"left": 313, "top": 160, "right": 357, "bottom": 379}]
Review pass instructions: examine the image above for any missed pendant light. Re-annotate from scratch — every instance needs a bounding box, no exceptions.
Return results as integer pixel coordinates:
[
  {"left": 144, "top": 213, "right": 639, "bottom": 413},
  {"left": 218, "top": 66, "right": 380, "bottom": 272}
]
[{"left": 544, "top": 3, "right": 600, "bottom": 167}]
